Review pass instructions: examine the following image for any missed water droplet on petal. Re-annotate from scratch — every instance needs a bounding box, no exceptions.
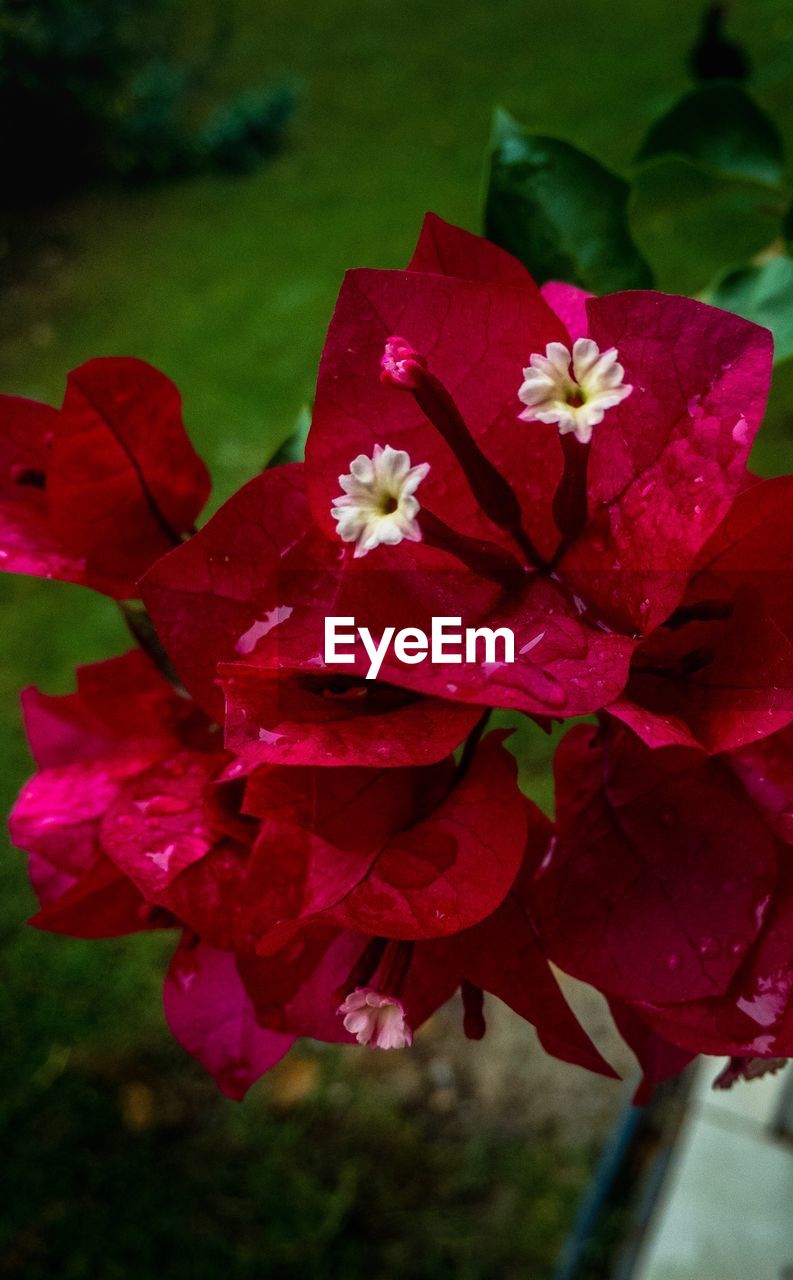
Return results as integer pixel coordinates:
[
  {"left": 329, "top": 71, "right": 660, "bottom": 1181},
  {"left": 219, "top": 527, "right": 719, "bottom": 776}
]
[
  {"left": 698, "top": 937, "right": 721, "bottom": 959},
  {"left": 732, "top": 418, "right": 750, "bottom": 446},
  {"left": 143, "top": 794, "right": 192, "bottom": 816}
]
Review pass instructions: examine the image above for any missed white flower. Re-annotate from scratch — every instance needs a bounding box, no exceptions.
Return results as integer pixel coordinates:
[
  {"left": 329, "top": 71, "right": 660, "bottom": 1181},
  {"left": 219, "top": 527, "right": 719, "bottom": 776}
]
[
  {"left": 337, "top": 988, "right": 413, "bottom": 1049},
  {"left": 332, "top": 444, "right": 430, "bottom": 558},
  {"left": 517, "top": 338, "right": 632, "bottom": 444}
]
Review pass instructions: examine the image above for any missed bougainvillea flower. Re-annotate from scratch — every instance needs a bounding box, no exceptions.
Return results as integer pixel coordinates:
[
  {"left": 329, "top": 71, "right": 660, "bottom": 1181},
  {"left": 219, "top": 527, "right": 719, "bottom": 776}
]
[
  {"left": 529, "top": 716, "right": 793, "bottom": 1069},
  {"left": 162, "top": 787, "right": 618, "bottom": 1092},
  {"left": 11, "top": 212, "right": 790, "bottom": 1106},
  {"left": 235, "top": 925, "right": 458, "bottom": 1049},
  {"left": 612, "top": 474, "right": 793, "bottom": 753},
  {"left": 0, "top": 358, "right": 210, "bottom": 597},
  {"left": 618, "top": 719, "right": 793, "bottom": 1061},
  {"left": 142, "top": 464, "right": 482, "bottom": 766},
  {"left": 307, "top": 213, "right": 770, "bottom": 618},
  {"left": 234, "top": 731, "right": 527, "bottom": 945},
  {"left": 532, "top": 720, "right": 778, "bottom": 1007},
  {"left": 143, "top": 214, "right": 772, "bottom": 756},
  {"left": 617, "top": 855, "right": 793, "bottom": 1062},
  {"left": 332, "top": 443, "right": 429, "bottom": 557},
  {"left": 337, "top": 988, "right": 414, "bottom": 1048},
  {"left": 234, "top": 817, "right": 618, "bottom": 1080},
  {"left": 10, "top": 649, "right": 229, "bottom": 937},
  {"left": 10, "top": 652, "right": 622, "bottom": 1096}
]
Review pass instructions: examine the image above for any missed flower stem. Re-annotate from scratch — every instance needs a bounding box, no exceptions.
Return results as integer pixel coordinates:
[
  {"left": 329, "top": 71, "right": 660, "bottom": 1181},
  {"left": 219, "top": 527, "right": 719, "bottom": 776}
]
[{"left": 420, "top": 510, "right": 527, "bottom": 591}]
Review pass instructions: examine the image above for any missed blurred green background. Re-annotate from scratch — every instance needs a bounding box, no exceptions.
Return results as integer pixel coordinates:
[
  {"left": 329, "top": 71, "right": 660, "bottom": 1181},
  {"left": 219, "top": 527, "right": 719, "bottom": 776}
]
[{"left": 2, "top": 2, "right": 793, "bottom": 1275}]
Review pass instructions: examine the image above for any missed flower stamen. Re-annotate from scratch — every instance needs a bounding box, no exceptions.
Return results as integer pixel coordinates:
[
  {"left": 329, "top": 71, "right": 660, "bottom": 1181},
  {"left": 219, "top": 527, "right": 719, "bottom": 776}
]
[
  {"left": 331, "top": 443, "right": 429, "bottom": 558},
  {"left": 337, "top": 987, "right": 414, "bottom": 1050},
  {"left": 332, "top": 446, "right": 526, "bottom": 589},
  {"left": 518, "top": 338, "right": 632, "bottom": 444}
]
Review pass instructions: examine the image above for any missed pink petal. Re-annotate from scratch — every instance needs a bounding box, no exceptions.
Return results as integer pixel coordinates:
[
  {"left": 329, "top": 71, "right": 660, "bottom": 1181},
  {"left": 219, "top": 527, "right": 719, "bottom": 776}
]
[{"left": 164, "top": 938, "right": 294, "bottom": 1099}]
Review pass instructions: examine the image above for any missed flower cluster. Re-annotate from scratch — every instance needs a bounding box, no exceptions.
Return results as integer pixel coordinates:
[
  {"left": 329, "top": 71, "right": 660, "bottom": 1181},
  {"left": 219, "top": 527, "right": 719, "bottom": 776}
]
[{"left": 4, "top": 214, "right": 793, "bottom": 1101}]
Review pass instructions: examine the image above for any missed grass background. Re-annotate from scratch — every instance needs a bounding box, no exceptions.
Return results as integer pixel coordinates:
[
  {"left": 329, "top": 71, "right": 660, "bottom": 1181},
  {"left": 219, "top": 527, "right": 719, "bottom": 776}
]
[{"left": 2, "top": 1, "right": 793, "bottom": 1274}]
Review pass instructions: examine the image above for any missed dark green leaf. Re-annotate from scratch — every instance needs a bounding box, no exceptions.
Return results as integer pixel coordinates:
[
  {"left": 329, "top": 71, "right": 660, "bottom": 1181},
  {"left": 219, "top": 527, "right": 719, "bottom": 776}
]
[
  {"left": 484, "top": 110, "right": 652, "bottom": 293},
  {"left": 630, "top": 157, "right": 783, "bottom": 295},
  {"left": 702, "top": 256, "right": 793, "bottom": 364},
  {"left": 635, "top": 84, "right": 784, "bottom": 186},
  {"left": 749, "top": 355, "right": 793, "bottom": 477}
]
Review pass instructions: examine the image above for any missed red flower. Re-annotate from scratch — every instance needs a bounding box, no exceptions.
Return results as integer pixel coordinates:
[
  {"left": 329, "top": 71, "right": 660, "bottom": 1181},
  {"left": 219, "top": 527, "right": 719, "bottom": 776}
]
[
  {"left": 628, "top": 720, "right": 793, "bottom": 1061},
  {"left": 142, "top": 216, "right": 771, "bottom": 762},
  {"left": 233, "top": 794, "right": 617, "bottom": 1080},
  {"left": 0, "top": 358, "right": 210, "bottom": 597},
  {"left": 533, "top": 721, "right": 777, "bottom": 1006},
  {"left": 233, "top": 730, "right": 527, "bottom": 944},
  {"left": 9, "top": 216, "right": 790, "bottom": 1100},
  {"left": 10, "top": 651, "right": 617, "bottom": 1095},
  {"left": 10, "top": 649, "right": 230, "bottom": 938},
  {"left": 142, "top": 463, "right": 482, "bottom": 767},
  {"left": 613, "top": 474, "right": 793, "bottom": 752},
  {"left": 532, "top": 716, "right": 793, "bottom": 1071}
]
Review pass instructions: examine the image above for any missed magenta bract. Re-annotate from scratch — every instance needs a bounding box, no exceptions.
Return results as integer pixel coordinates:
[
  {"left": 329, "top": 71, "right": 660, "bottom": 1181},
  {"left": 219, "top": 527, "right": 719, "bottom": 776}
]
[{"left": 7, "top": 214, "right": 793, "bottom": 1101}]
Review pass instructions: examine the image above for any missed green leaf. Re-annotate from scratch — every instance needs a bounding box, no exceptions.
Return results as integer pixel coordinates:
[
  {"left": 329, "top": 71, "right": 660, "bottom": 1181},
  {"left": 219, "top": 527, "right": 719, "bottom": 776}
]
[
  {"left": 630, "top": 157, "right": 784, "bottom": 295},
  {"left": 702, "top": 256, "right": 793, "bottom": 364},
  {"left": 749, "top": 355, "right": 793, "bottom": 477},
  {"left": 484, "top": 110, "right": 652, "bottom": 293},
  {"left": 635, "top": 84, "right": 784, "bottom": 186}
]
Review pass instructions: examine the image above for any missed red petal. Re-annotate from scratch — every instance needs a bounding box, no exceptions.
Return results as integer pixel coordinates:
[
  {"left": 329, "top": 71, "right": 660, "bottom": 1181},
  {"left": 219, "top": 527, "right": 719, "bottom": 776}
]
[
  {"left": 219, "top": 659, "right": 480, "bottom": 768},
  {"left": 632, "top": 860, "right": 793, "bottom": 1059},
  {"left": 20, "top": 650, "right": 183, "bottom": 769},
  {"left": 561, "top": 293, "right": 772, "bottom": 632},
  {"left": 0, "top": 394, "right": 84, "bottom": 584},
  {"left": 540, "top": 282, "right": 591, "bottom": 341},
  {"left": 49, "top": 358, "right": 210, "bottom": 596},
  {"left": 533, "top": 723, "right": 778, "bottom": 1004},
  {"left": 239, "top": 738, "right": 526, "bottom": 941},
  {"left": 728, "top": 722, "right": 793, "bottom": 845},
  {"left": 28, "top": 857, "right": 154, "bottom": 938},
  {"left": 408, "top": 213, "right": 537, "bottom": 289},
  {"left": 438, "top": 812, "right": 619, "bottom": 1078},
  {"left": 141, "top": 465, "right": 323, "bottom": 721},
  {"left": 608, "top": 999, "right": 695, "bottom": 1104},
  {"left": 101, "top": 750, "right": 227, "bottom": 899},
  {"left": 164, "top": 938, "right": 294, "bottom": 1099}
]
